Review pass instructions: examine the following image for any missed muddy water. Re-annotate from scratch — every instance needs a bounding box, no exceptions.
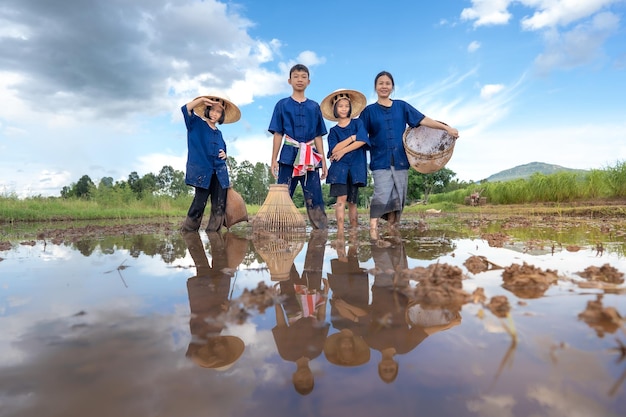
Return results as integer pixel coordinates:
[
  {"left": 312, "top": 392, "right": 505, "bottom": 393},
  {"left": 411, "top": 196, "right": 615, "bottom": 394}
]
[{"left": 0, "top": 218, "right": 625, "bottom": 417}]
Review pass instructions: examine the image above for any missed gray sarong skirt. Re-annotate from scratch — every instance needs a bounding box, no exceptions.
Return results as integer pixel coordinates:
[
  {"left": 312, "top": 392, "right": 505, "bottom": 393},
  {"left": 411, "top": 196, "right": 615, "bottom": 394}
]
[{"left": 369, "top": 167, "right": 408, "bottom": 220}]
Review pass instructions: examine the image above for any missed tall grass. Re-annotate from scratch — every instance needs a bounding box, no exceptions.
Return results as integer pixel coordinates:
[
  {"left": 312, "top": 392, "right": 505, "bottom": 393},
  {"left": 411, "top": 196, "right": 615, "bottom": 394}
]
[
  {"left": 3, "top": 161, "right": 625, "bottom": 222},
  {"left": 430, "top": 161, "right": 626, "bottom": 205}
]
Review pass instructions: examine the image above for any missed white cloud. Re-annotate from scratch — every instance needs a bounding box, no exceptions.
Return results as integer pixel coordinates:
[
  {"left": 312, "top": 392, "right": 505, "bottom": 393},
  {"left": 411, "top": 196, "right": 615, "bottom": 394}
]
[
  {"left": 534, "top": 12, "right": 620, "bottom": 73},
  {"left": 480, "top": 84, "right": 505, "bottom": 99},
  {"left": 461, "top": 0, "right": 514, "bottom": 27},
  {"left": 519, "top": 0, "right": 622, "bottom": 30},
  {"left": 468, "top": 41, "right": 482, "bottom": 53}
]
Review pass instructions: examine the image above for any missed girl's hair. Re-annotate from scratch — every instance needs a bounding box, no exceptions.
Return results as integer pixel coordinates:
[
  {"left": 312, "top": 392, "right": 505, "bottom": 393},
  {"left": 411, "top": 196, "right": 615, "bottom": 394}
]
[
  {"left": 332, "top": 97, "right": 352, "bottom": 119},
  {"left": 374, "top": 70, "right": 395, "bottom": 88},
  {"left": 204, "top": 104, "right": 225, "bottom": 124}
]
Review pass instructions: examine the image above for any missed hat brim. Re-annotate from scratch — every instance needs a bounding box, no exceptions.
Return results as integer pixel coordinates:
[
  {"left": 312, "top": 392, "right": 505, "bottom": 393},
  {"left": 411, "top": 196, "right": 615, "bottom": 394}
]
[
  {"left": 193, "top": 95, "right": 241, "bottom": 124},
  {"left": 189, "top": 335, "right": 245, "bottom": 370},
  {"left": 320, "top": 89, "right": 367, "bottom": 121},
  {"left": 323, "top": 329, "right": 370, "bottom": 366}
]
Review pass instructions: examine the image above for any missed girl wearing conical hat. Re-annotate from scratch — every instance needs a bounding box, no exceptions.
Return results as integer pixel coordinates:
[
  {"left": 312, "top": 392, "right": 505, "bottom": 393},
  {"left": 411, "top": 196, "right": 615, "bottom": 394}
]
[
  {"left": 320, "top": 89, "right": 370, "bottom": 236},
  {"left": 180, "top": 95, "right": 241, "bottom": 233}
]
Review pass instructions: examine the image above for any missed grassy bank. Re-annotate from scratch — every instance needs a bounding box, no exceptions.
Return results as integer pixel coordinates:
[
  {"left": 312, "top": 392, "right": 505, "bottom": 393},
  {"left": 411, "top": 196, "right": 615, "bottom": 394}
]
[{"left": 0, "top": 195, "right": 262, "bottom": 223}]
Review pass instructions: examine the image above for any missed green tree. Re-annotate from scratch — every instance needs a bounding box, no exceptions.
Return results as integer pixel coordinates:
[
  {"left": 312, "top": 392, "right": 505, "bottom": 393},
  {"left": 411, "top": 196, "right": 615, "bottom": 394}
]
[
  {"left": 408, "top": 168, "right": 456, "bottom": 203},
  {"left": 75, "top": 175, "right": 95, "bottom": 199},
  {"left": 156, "top": 166, "right": 189, "bottom": 197},
  {"left": 99, "top": 177, "right": 114, "bottom": 188}
]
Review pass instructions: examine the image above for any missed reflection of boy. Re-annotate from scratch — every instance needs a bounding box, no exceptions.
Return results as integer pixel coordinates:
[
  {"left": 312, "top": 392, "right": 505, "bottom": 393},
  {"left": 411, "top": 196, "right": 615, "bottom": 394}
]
[
  {"left": 271, "top": 231, "right": 330, "bottom": 395},
  {"left": 268, "top": 64, "right": 328, "bottom": 230}
]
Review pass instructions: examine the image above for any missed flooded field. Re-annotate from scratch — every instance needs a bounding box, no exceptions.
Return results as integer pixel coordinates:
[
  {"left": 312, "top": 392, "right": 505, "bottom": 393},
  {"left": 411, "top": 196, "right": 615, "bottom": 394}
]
[{"left": 1, "top": 213, "right": 625, "bottom": 417}]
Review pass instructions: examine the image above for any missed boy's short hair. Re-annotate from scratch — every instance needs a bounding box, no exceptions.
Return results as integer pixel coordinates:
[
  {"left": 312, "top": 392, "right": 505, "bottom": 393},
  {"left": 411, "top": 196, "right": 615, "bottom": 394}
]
[{"left": 289, "top": 64, "right": 310, "bottom": 78}]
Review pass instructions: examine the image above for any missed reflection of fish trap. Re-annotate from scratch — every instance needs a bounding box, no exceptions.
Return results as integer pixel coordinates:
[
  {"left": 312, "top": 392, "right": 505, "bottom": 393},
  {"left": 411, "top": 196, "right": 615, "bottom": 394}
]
[
  {"left": 403, "top": 124, "right": 456, "bottom": 174},
  {"left": 252, "top": 233, "right": 305, "bottom": 281},
  {"left": 252, "top": 184, "right": 306, "bottom": 233}
]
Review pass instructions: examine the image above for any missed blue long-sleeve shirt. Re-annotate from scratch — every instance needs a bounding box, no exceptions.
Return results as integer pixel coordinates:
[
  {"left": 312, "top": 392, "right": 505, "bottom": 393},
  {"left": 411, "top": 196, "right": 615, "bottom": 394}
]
[
  {"left": 182, "top": 105, "right": 230, "bottom": 189},
  {"left": 359, "top": 100, "right": 425, "bottom": 171},
  {"left": 268, "top": 97, "right": 327, "bottom": 165}
]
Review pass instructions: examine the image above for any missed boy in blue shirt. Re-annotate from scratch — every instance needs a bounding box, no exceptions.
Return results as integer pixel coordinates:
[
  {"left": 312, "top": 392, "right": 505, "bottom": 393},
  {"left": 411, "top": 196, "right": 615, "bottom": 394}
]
[{"left": 268, "top": 64, "right": 328, "bottom": 230}]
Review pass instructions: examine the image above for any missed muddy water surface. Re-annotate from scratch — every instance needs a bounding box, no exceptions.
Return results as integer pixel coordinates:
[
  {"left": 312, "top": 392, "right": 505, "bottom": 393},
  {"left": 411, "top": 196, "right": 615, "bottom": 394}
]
[{"left": 0, "top": 215, "right": 625, "bottom": 417}]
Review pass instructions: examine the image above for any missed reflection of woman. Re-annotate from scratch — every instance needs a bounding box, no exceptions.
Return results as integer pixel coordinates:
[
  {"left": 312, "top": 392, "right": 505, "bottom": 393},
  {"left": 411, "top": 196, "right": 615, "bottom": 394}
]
[
  {"left": 366, "top": 239, "right": 427, "bottom": 383},
  {"left": 183, "top": 231, "right": 245, "bottom": 370},
  {"left": 366, "top": 239, "right": 462, "bottom": 382},
  {"left": 272, "top": 230, "right": 330, "bottom": 395}
]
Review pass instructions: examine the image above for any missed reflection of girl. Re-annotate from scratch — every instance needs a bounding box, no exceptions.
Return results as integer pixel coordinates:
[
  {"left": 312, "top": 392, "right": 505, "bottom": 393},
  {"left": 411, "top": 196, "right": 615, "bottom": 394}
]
[
  {"left": 183, "top": 231, "right": 245, "bottom": 370},
  {"left": 359, "top": 71, "right": 459, "bottom": 240}
]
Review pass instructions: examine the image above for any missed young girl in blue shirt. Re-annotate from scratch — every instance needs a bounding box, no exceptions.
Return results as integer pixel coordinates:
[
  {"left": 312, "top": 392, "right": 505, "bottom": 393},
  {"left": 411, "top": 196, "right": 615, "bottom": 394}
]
[
  {"left": 320, "top": 89, "right": 369, "bottom": 235},
  {"left": 180, "top": 95, "right": 241, "bottom": 232}
]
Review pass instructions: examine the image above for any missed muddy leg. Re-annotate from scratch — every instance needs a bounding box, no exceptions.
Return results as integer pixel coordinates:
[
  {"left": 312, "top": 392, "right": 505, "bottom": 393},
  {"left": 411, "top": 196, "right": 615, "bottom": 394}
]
[
  {"left": 181, "top": 216, "right": 202, "bottom": 232},
  {"left": 335, "top": 196, "right": 346, "bottom": 235},
  {"left": 369, "top": 217, "right": 379, "bottom": 241},
  {"left": 307, "top": 205, "right": 328, "bottom": 230},
  {"left": 348, "top": 202, "right": 358, "bottom": 228},
  {"left": 387, "top": 211, "right": 397, "bottom": 228}
]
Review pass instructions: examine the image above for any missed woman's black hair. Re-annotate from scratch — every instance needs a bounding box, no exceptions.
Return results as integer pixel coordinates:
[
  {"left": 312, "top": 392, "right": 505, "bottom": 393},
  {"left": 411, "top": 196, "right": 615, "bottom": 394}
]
[
  {"left": 374, "top": 70, "right": 395, "bottom": 88},
  {"left": 204, "top": 105, "right": 225, "bottom": 124},
  {"left": 332, "top": 98, "right": 352, "bottom": 119}
]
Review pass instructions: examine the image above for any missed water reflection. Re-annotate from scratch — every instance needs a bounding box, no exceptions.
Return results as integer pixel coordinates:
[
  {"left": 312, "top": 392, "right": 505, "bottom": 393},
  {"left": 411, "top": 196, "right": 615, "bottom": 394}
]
[
  {"left": 271, "top": 230, "right": 330, "bottom": 395},
  {"left": 183, "top": 231, "right": 245, "bottom": 370},
  {"left": 1, "top": 221, "right": 625, "bottom": 416},
  {"left": 366, "top": 238, "right": 461, "bottom": 383}
]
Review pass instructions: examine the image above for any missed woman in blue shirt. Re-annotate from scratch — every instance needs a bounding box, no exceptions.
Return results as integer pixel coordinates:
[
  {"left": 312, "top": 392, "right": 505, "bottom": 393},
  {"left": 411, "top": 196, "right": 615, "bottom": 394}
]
[
  {"left": 320, "top": 89, "right": 369, "bottom": 235},
  {"left": 180, "top": 95, "right": 241, "bottom": 232},
  {"left": 359, "top": 71, "right": 459, "bottom": 241}
]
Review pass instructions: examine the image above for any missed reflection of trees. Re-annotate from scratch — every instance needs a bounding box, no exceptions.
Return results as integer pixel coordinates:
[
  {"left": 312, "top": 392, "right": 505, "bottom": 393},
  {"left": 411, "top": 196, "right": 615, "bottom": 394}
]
[
  {"left": 74, "top": 239, "right": 97, "bottom": 257},
  {"left": 71, "top": 234, "right": 190, "bottom": 262}
]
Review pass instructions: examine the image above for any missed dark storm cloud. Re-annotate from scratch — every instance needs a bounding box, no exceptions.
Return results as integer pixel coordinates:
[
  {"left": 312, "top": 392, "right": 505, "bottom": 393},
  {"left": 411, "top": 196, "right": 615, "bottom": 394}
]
[{"left": 0, "top": 0, "right": 254, "bottom": 118}]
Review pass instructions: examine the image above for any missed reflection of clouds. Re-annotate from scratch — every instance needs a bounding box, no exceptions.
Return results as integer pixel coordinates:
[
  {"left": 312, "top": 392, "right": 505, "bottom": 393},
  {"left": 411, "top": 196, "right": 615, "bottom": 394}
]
[
  {"left": 0, "top": 311, "right": 260, "bottom": 417},
  {"left": 6, "top": 295, "right": 30, "bottom": 308},
  {"left": 40, "top": 244, "right": 74, "bottom": 261},
  {"left": 466, "top": 394, "right": 516, "bottom": 417},
  {"left": 527, "top": 384, "right": 621, "bottom": 417}
]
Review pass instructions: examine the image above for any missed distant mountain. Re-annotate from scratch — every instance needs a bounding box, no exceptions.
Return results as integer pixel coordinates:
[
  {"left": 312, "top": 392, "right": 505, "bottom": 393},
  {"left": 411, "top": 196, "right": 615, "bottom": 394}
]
[{"left": 485, "top": 162, "right": 588, "bottom": 182}]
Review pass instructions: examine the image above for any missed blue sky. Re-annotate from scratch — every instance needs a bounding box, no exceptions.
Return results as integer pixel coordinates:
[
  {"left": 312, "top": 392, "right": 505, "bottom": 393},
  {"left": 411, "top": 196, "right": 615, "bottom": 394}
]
[{"left": 1, "top": 0, "right": 625, "bottom": 197}]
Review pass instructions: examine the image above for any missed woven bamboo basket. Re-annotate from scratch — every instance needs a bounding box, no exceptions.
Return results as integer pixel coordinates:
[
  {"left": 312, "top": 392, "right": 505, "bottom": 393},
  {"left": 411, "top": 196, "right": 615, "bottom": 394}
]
[
  {"left": 252, "top": 232, "right": 306, "bottom": 281},
  {"left": 252, "top": 184, "right": 306, "bottom": 233},
  {"left": 403, "top": 124, "right": 456, "bottom": 174}
]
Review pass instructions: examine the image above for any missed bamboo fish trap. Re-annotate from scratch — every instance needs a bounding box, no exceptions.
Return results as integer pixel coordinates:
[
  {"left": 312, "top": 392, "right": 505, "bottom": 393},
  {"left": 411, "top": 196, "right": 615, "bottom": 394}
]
[
  {"left": 252, "top": 232, "right": 305, "bottom": 281},
  {"left": 252, "top": 184, "right": 306, "bottom": 233}
]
